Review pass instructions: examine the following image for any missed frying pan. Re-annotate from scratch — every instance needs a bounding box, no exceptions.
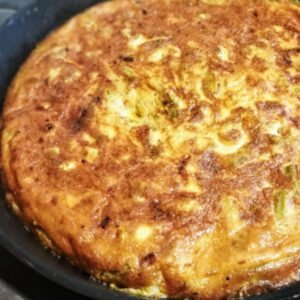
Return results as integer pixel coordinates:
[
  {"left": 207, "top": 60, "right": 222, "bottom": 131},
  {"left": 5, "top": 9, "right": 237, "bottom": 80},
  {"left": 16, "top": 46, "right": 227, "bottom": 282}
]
[{"left": 0, "top": 1, "right": 300, "bottom": 299}]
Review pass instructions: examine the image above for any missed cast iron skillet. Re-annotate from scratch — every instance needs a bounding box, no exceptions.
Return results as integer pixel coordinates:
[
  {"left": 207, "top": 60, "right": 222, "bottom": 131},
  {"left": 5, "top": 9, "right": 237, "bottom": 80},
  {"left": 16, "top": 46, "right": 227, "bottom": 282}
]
[{"left": 0, "top": 1, "right": 300, "bottom": 299}]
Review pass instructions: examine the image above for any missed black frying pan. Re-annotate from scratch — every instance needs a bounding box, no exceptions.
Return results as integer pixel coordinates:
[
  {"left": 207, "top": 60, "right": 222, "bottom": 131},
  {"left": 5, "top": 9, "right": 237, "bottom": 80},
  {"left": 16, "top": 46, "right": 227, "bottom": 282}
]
[{"left": 0, "top": 1, "right": 300, "bottom": 299}]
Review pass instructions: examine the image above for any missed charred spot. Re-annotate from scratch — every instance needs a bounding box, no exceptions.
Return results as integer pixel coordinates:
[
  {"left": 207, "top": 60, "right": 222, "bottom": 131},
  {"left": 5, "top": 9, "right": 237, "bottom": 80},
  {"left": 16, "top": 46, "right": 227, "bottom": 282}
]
[
  {"left": 51, "top": 197, "right": 58, "bottom": 206},
  {"left": 162, "top": 97, "right": 173, "bottom": 107},
  {"left": 107, "top": 186, "right": 114, "bottom": 193},
  {"left": 38, "top": 137, "right": 44, "bottom": 143},
  {"left": 81, "top": 159, "right": 87, "bottom": 164},
  {"left": 149, "top": 145, "right": 160, "bottom": 157},
  {"left": 77, "top": 108, "right": 88, "bottom": 126},
  {"left": 150, "top": 200, "right": 172, "bottom": 220},
  {"left": 120, "top": 55, "right": 134, "bottom": 62},
  {"left": 151, "top": 200, "right": 165, "bottom": 219},
  {"left": 69, "top": 100, "right": 99, "bottom": 132},
  {"left": 287, "top": 48, "right": 300, "bottom": 55},
  {"left": 280, "top": 48, "right": 300, "bottom": 67},
  {"left": 142, "top": 9, "right": 148, "bottom": 15},
  {"left": 252, "top": 9, "right": 258, "bottom": 17},
  {"left": 162, "top": 94, "right": 179, "bottom": 119},
  {"left": 99, "top": 216, "right": 111, "bottom": 229},
  {"left": 226, "top": 276, "right": 231, "bottom": 281},
  {"left": 71, "top": 107, "right": 89, "bottom": 131},
  {"left": 92, "top": 96, "right": 102, "bottom": 104},
  {"left": 249, "top": 27, "right": 255, "bottom": 34},
  {"left": 178, "top": 155, "right": 190, "bottom": 175},
  {"left": 282, "top": 51, "right": 292, "bottom": 66},
  {"left": 44, "top": 123, "right": 54, "bottom": 132},
  {"left": 141, "top": 253, "right": 156, "bottom": 265}
]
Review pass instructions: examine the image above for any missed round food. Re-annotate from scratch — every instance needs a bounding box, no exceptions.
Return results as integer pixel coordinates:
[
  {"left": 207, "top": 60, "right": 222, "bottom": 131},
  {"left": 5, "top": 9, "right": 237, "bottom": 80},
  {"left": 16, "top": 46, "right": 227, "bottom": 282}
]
[{"left": 1, "top": 0, "right": 300, "bottom": 298}]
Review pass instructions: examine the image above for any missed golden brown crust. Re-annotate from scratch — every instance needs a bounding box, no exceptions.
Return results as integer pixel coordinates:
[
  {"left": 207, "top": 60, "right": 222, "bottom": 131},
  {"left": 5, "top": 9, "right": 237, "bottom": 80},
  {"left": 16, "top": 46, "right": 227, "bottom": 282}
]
[{"left": 2, "top": 0, "right": 300, "bottom": 298}]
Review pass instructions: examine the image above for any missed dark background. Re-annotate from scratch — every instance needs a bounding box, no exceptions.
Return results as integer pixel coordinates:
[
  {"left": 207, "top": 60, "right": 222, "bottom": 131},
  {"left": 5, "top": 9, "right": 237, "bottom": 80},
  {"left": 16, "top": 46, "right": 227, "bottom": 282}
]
[
  {"left": 0, "top": 246, "right": 88, "bottom": 299},
  {"left": 0, "top": 1, "right": 89, "bottom": 299}
]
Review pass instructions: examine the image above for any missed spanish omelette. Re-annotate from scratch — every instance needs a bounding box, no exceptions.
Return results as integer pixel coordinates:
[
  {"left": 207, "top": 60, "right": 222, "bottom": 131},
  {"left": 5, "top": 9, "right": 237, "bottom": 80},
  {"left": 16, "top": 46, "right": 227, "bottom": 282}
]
[{"left": 1, "top": 0, "right": 300, "bottom": 298}]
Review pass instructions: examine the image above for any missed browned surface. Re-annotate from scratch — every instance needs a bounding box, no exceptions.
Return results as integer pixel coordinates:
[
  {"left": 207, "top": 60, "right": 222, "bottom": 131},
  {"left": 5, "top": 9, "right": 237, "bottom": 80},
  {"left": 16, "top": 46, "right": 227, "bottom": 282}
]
[{"left": 2, "top": 0, "right": 300, "bottom": 299}]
